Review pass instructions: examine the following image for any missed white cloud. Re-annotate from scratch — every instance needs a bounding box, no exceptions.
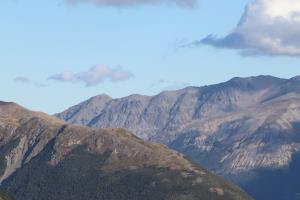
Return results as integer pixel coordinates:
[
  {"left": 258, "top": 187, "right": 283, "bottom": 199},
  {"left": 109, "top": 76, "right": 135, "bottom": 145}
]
[
  {"left": 199, "top": 0, "right": 300, "bottom": 57},
  {"left": 48, "top": 65, "right": 134, "bottom": 87},
  {"left": 66, "top": 0, "right": 196, "bottom": 8}
]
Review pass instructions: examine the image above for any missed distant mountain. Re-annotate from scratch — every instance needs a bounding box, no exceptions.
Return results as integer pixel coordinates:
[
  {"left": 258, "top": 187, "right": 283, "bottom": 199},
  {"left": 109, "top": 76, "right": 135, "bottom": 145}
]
[
  {"left": 0, "top": 101, "right": 251, "bottom": 200},
  {"left": 57, "top": 75, "right": 300, "bottom": 200}
]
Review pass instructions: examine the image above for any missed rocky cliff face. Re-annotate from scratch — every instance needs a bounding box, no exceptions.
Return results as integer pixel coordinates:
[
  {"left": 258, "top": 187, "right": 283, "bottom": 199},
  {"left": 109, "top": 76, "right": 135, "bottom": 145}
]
[
  {"left": 57, "top": 75, "right": 300, "bottom": 200},
  {"left": 0, "top": 101, "right": 251, "bottom": 200}
]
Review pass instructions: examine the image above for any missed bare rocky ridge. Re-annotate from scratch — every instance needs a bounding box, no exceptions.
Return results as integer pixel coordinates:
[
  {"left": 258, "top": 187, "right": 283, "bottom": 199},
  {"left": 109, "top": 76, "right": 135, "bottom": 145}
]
[
  {"left": 57, "top": 75, "right": 300, "bottom": 200},
  {"left": 0, "top": 101, "right": 251, "bottom": 200}
]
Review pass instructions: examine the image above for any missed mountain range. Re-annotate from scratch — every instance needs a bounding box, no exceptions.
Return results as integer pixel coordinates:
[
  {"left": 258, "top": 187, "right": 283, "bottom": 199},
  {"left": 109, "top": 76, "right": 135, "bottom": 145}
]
[
  {"left": 57, "top": 75, "right": 300, "bottom": 200},
  {"left": 0, "top": 101, "right": 251, "bottom": 200}
]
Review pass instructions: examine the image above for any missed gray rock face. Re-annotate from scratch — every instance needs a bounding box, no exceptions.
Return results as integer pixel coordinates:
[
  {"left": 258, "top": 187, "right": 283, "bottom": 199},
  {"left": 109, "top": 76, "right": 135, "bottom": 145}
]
[
  {"left": 57, "top": 75, "right": 300, "bottom": 175},
  {"left": 57, "top": 94, "right": 112, "bottom": 125}
]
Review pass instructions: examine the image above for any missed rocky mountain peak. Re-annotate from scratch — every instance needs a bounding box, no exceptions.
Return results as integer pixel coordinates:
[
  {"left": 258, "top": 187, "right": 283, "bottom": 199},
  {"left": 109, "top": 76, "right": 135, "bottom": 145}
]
[{"left": 226, "top": 75, "right": 286, "bottom": 90}]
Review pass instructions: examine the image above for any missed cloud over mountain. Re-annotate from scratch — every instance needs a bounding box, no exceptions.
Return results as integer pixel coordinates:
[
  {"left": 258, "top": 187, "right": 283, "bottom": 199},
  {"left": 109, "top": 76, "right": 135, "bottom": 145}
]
[
  {"left": 48, "top": 65, "right": 133, "bottom": 87},
  {"left": 66, "top": 0, "right": 196, "bottom": 8},
  {"left": 198, "top": 0, "right": 300, "bottom": 57}
]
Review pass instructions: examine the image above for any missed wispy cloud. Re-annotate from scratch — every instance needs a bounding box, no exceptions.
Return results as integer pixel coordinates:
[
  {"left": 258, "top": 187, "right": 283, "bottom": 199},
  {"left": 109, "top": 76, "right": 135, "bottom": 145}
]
[
  {"left": 34, "top": 82, "right": 49, "bottom": 88},
  {"left": 66, "top": 0, "right": 196, "bottom": 8},
  {"left": 193, "top": 0, "right": 300, "bottom": 57},
  {"left": 14, "top": 76, "right": 30, "bottom": 83},
  {"left": 48, "top": 65, "right": 134, "bottom": 87},
  {"left": 48, "top": 71, "right": 76, "bottom": 82},
  {"left": 14, "top": 76, "right": 48, "bottom": 87}
]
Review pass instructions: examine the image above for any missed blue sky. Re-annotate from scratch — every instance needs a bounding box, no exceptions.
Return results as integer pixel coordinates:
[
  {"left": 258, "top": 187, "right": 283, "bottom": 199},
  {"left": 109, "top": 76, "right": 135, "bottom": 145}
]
[{"left": 1, "top": 0, "right": 300, "bottom": 114}]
